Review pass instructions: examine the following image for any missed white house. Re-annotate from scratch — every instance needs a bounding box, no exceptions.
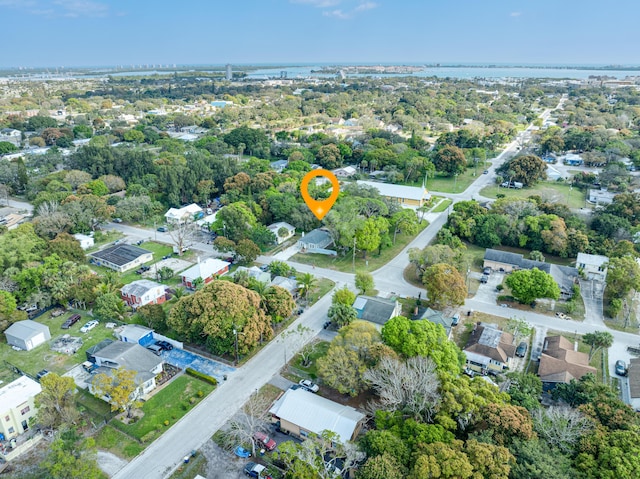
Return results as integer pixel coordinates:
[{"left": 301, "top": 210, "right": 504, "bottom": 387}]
[
  {"left": 73, "top": 233, "right": 94, "bottom": 250},
  {"left": 117, "top": 324, "right": 154, "bottom": 345},
  {"left": 181, "top": 258, "right": 230, "bottom": 288},
  {"left": 0, "top": 376, "right": 43, "bottom": 461},
  {"left": 269, "top": 388, "right": 365, "bottom": 443},
  {"left": 357, "top": 180, "right": 431, "bottom": 208},
  {"left": 267, "top": 222, "right": 296, "bottom": 244},
  {"left": 89, "top": 245, "right": 153, "bottom": 273},
  {"left": 89, "top": 341, "right": 163, "bottom": 400},
  {"left": 121, "top": 280, "right": 167, "bottom": 310},
  {"left": 332, "top": 166, "right": 357, "bottom": 178},
  {"left": 576, "top": 253, "right": 608, "bottom": 281},
  {"left": 4, "top": 321, "right": 51, "bottom": 351},
  {"left": 588, "top": 189, "right": 616, "bottom": 205},
  {"left": 164, "top": 204, "right": 203, "bottom": 224}
]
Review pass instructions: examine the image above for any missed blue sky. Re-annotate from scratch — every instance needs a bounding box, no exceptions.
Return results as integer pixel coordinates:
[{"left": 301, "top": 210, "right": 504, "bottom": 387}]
[{"left": 1, "top": 0, "right": 638, "bottom": 67}]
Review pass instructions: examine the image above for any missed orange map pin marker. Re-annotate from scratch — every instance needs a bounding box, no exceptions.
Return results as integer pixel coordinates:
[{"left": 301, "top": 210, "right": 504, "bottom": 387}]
[{"left": 300, "top": 169, "right": 340, "bottom": 220}]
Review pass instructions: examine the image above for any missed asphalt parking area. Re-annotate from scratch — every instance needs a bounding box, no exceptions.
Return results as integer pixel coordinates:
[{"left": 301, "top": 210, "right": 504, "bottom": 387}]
[{"left": 473, "top": 272, "right": 505, "bottom": 304}]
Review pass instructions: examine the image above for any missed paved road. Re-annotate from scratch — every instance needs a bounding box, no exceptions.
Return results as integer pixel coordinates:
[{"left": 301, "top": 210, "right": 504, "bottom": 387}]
[{"left": 113, "top": 287, "right": 334, "bottom": 479}]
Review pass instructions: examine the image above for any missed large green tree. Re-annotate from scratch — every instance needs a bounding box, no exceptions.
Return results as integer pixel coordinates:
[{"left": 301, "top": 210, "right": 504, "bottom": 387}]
[
  {"left": 433, "top": 145, "right": 467, "bottom": 176},
  {"left": 505, "top": 155, "right": 547, "bottom": 186},
  {"left": 505, "top": 268, "right": 560, "bottom": 304},
  {"left": 422, "top": 263, "right": 466, "bottom": 309}
]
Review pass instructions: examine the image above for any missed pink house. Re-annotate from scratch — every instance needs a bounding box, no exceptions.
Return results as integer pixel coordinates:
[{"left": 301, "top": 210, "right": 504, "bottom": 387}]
[
  {"left": 181, "top": 258, "right": 230, "bottom": 289},
  {"left": 121, "top": 280, "right": 167, "bottom": 310}
]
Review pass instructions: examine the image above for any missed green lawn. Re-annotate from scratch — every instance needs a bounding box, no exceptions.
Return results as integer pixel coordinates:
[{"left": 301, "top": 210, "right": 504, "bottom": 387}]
[
  {"left": 306, "top": 278, "right": 335, "bottom": 305},
  {"left": 86, "top": 230, "right": 124, "bottom": 253},
  {"left": 291, "top": 221, "right": 428, "bottom": 273},
  {"left": 432, "top": 198, "right": 453, "bottom": 213},
  {"left": 94, "top": 425, "right": 145, "bottom": 459},
  {"left": 480, "top": 181, "right": 587, "bottom": 209},
  {"left": 111, "top": 375, "right": 215, "bottom": 443},
  {"left": 168, "top": 454, "right": 207, "bottom": 479},
  {"left": 292, "top": 340, "right": 330, "bottom": 379},
  {"left": 0, "top": 309, "right": 119, "bottom": 377},
  {"left": 77, "top": 388, "right": 113, "bottom": 418},
  {"left": 416, "top": 166, "right": 489, "bottom": 194}
]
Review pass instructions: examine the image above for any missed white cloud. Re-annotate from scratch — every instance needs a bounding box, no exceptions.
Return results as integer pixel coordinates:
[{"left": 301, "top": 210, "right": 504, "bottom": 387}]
[
  {"left": 53, "top": 0, "right": 108, "bottom": 17},
  {"left": 510, "top": 11, "right": 522, "bottom": 17},
  {"left": 294, "top": 0, "right": 377, "bottom": 19},
  {"left": 291, "top": 0, "right": 342, "bottom": 7}
]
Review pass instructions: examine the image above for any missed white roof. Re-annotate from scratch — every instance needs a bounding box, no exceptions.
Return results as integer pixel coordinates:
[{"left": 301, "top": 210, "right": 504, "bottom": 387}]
[
  {"left": 196, "top": 213, "right": 218, "bottom": 226},
  {"left": 357, "top": 180, "right": 429, "bottom": 201},
  {"left": 576, "top": 253, "right": 608, "bottom": 267},
  {"left": 5, "top": 320, "right": 49, "bottom": 340},
  {"left": 0, "top": 376, "right": 42, "bottom": 411},
  {"left": 121, "top": 279, "right": 165, "bottom": 297},
  {"left": 73, "top": 233, "right": 93, "bottom": 241},
  {"left": 268, "top": 222, "right": 295, "bottom": 233},
  {"left": 165, "top": 203, "right": 203, "bottom": 220},
  {"left": 269, "top": 388, "right": 364, "bottom": 443},
  {"left": 119, "top": 324, "right": 154, "bottom": 342},
  {"left": 182, "top": 258, "right": 230, "bottom": 282}
]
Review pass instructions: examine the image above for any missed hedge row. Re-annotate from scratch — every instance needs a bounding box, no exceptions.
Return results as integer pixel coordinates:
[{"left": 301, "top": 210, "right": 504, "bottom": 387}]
[{"left": 186, "top": 368, "right": 218, "bottom": 386}]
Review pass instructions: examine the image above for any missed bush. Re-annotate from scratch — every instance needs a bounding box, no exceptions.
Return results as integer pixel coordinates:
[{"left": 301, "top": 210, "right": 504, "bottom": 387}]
[
  {"left": 496, "top": 284, "right": 504, "bottom": 291},
  {"left": 189, "top": 397, "right": 196, "bottom": 404},
  {"left": 186, "top": 368, "right": 218, "bottom": 386},
  {"left": 197, "top": 391, "right": 204, "bottom": 398},
  {"left": 164, "top": 420, "right": 170, "bottom": 426}
]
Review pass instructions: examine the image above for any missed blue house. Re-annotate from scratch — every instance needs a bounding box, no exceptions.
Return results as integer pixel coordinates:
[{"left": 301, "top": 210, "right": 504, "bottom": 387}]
[{"left": 118, "top": 324, "right": 155, "bottom": 346}]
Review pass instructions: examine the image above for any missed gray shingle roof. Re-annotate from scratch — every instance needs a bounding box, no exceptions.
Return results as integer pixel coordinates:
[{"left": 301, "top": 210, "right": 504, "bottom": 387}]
[
  {"left": 121, "top": 280, "right": 164, "bottom": 298},
  {"left": 353, "top": 296, "right": 398, "bottom": 325},
  {"left": 94, "top": 341, "right": 162, "bottom": 374},
  {"left": 90, "top": 244, "right": 152, "bottom": 267},
  {"left": 299, "top": 229, "right": 333, "bottom": 249}
]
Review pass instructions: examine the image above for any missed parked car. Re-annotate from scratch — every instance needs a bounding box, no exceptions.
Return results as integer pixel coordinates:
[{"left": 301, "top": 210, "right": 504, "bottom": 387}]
[
  {"left": 135, "top": 240, "right": 144, "bottom": 246},
  {"left": 36, "top": 369, "right": 50, "bottom": 381},
  {"left": 235, "top": 446, "right": 251, "bottom": 458},
  {"left": 244, "top": 462, "right": 272, "bottom": 479},
  {"left": 155, "top": 340, "right": 174, "bottom": 351},
  {"left": 615, "top": 360, "right": 628, "bottom": 376},
  {"left": 451, "top": 314, "right": 460, "bottom": 326},
  {"left": 162, "top": 255, "right": 171, "bottom": 260},
  {"left": 483, "top": 170, "right": 489, "bottom": 174},
  {"left": 157, "top": 226, "right": 168, "bottom": 232},
  {"left": 146, "top": 344, "right": 163, "bottom": 356},
  {"left": 299, "top": 379, "right": 319, "bottom": 393},
  {"left": 253, "top": 431, "right": 277, "bottom": 451},
  {"left": 80, "top": 320, "right": 99, "bottom": 333},
  {"left": 61, "top": 314, "right": 81, "bottom": 329},
  {"left": 480, "top": 274, "right": 489, "bottom": 284},
  {"left": 135, "top": 265, "right": 151, "bottom": 274},
  {"left": 516, "top": 341, "right": 528, "bottom": 358},
  {"left": 482, "top": 267, "right": 491, "bottom": 275},
  {"left": 113, "top": 217, "right": 123, "bottom": 223}
]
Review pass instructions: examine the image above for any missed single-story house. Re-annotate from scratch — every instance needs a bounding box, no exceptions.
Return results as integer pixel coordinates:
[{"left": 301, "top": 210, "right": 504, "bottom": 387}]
[
  {"left": 353, "top": 296, "right": 401, "bottom": 327},
  {"left": 5, "top": 321, "right": 51, "bottom": 351},
  {"left": 0, "top": 376, "right": 42, "bottom": 461},
  {"left": 86, "top": 339, "right": 114, "bottom": 362},
  {"left": 89, "top": 245, "right": 153, "bottom": 273},
  {"left": 627, "top": 358, "right": 640, "bottom": 411},
  {"left": 181, "top": 258, "right": 230, "bottom": 289},
  {"left": 89, "top": 341, "right": 163, "bottom": 400},
  {"left": 117, "top": 324, "right": 155, "bottom": 346},
  {"left": 121, "top": 280, "right": 167, "bottom": 310},
  {"left": 164, "top": 203, "right": 203, "bottom": 224},
  {"left": 464, "top": 322, "right": 516, "bottom": 374},
  {"left": 269, "top": 387, "right": 365, "bottom": 443},
  {"left": 332, "top": 166, "right": 357, "bottom": 178},
  {"left": 270, "top": 276, "right": 298, "bottom": 295},
  {"left": 588, "top": 189, "right": 616, "bottom": 205},
  {"left": 413, "top": 307, "right": 454, "bottom": 339},
  {"left": 298, "top": 229, "right": 334, "bottom": 252},
  {"left": 483, "top": 249, "right": 579, "bottom": 299},
  {"left": 357, "top": 180, "right": 431, "bottom": 208},
  {"left": 268, "top": 222, "right": 296, "bottom": 244},
  {"left": 73, "top": 233, "right": 94, "bottom": 250},
  {"left": 270, "top": 160, "right": 289, "bottom": 173},
  {"left": 234, "top": 266, "right": 271, "bottom": 284},
  {"left": 576, "top": 253, "right": 608, "bottom": 281},
  {"left": 538, "top": 336, "right": 596, "bottom": 392}
]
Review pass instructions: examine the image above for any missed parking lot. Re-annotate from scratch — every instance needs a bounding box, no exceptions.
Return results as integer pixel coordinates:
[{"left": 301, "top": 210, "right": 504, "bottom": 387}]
[{"left": 473, "top": 271, "right": 505, "bottom": 304}]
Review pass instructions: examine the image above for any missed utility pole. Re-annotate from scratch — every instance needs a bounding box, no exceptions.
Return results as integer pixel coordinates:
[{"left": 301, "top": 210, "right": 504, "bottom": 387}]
[
  {"left": 352, "top": 236, "right": 357, "bottom": 272},
  {"left": 233, "top": 328, "right": 239, "bottom": 365}
]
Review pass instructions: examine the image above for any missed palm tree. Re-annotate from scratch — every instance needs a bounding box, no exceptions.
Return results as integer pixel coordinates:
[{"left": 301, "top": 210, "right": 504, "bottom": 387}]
[
  {"left": 171, "top": 287, "right": 186, "bottom": 301},
  {"left": 297, "top": 273, "right": 317, "bottom": 301}
]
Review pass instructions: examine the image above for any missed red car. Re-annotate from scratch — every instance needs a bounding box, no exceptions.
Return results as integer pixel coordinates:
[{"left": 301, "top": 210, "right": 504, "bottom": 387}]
[{"left": 253, "top": 431, "right": 277, "bottom": 451}]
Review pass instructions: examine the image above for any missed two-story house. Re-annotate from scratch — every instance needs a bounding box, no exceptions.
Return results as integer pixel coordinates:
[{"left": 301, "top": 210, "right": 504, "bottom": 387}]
[
  {"left": 463, "top": 322, "right": 516, "bottom": 374},
  {"left": 121, "top": 280, "right": 167, "bottom": 310},
  {"left": 0, "top": 376, "right": 41, "bottom": 441}
]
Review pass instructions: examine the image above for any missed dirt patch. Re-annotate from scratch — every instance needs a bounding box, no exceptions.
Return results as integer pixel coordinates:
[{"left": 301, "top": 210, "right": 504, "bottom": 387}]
[{"left": 97, "top": 450, "right": 128, "bottom": 477}]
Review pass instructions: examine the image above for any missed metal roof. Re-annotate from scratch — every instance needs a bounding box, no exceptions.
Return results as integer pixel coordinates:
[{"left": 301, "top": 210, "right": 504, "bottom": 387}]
[
  {"left": 5, "top": 320, "right": 49, "bottom": 340},
  {"left": 269, "top": 388, "right": 364, "bottom": 443},
  {"left": 121, "top": 280, "right": 165, "bottom": 298}
]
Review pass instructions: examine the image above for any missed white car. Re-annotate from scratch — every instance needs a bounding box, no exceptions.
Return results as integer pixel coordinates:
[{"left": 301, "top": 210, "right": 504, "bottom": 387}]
[
  {"left": 299, "top": 379, "right": 319, "bottom": 393},
  {"left": 80, "top": 320, "right": 99, "bottom": 333}
]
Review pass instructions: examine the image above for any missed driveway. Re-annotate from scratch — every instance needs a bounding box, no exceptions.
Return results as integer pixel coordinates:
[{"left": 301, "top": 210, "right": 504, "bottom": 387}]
[
  {"left": 579, "top": 279, "right": 605, "bottom": 327},
  {"left": 473, "top": 272, "right": 504, "bottom": 304},
  {"left": 161, "top": 349, "right": 235, "bottom": 383}
]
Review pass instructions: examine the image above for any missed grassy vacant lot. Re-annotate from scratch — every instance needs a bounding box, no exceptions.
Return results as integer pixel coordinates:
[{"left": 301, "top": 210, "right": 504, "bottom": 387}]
[
  {"left": 432, "top": 198, "right": 453, "bottom": 213},
  {"left": 111, "top": 375, "right": 215, "bottom": 444},
  {"left": 411, "top": 166, "right": 489, "bottom": 194},
  {"left": 0, "top": 309, "right": 119, "bottom": 377},
  {"left": 94, "top": 425, "right": 145, "bottom": 459},
  {"left": 291, "top": 340, "right": 330, "bottom": 380},
  {"left": 480, "top": 181, "right": 587, "bottom": 209},
  {"left": 306, "top": 278, "right": 335, "bottom": 305},
  {"left": 292, "top": 221, "right": 428, "bottom": 273}
]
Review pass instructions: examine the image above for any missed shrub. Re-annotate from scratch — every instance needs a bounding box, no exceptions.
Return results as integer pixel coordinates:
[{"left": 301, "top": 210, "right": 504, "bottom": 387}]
[
  {"left": 164, "top": 420, "right": 170, "bottom": 426},
  {"left": 197, "top": 391, "right": 204, "bottom": 398},
  {"left": 189, "top": 397, "right": 196, "bottom": 404},
  {"left": 186, "top": 368, "right": 218, "bottom": 386},
  {"left": 496, "top": 284, "right": 504, "bottom": 291}
]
